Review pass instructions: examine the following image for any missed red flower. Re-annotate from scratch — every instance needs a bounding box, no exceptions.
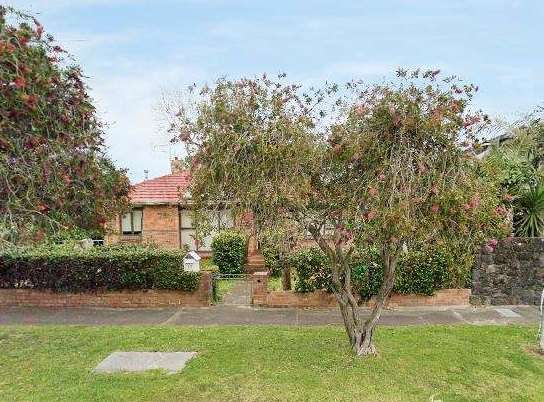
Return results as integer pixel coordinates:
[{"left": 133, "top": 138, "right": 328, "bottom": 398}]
[
  {"left": 21, "top": 94, "right": 38, "bottom": 109},
  {"left": 431, "top": 204, "right": 440, "bottom": 213},
  {"left": 37, "top": 203, "right": 49, "bottom": 213},
  {"left": 14, "top": 76, "right": 26, "bottom": 89},
  {"left": 495, "top": 205, "right": 507, "bottom": 216},
  {"left": 364, "top": 210, "right": 377, "bottom": 221},
  {"left": 35, "top": 24, "right": 44, "bottom": 39},
  {"left": 18, "top": 35, "right": 29, "bottom": 47},
  {"left": 355, "top": 104, "right": 366, "bottom": 116},
  {"left": 368, "top": 186, "right": 378, "bottom": 197},
  {"left": 468, "top": 194, "right": 480, "bottom": 209},
  {"left": 4, "top": 42, "right": 16, "bottom": 53},
  {"left": 503, "top": 193, "right": 514, "bottom": 202}
]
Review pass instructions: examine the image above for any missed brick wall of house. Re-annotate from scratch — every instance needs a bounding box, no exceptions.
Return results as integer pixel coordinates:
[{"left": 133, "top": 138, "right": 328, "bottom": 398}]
[
  {"left": 0, "top": 272, "right": 212, "bottom": 308},
  {"left": 251, "top": 272, "right": 470, "bottom": 308},
  {"left": 105, "top": 205, "right": 180, "bottom": 249},
  {"left": 141, "top": 205, "right": 180, "bottom": 248}
]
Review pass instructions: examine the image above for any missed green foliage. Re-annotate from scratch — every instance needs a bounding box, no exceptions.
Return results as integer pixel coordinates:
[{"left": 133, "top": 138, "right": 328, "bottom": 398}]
[
  {"left": 483, "top": 118, "right": 544, "bottom": 237},
  {"left": 514, "top": 184, "right": 544, "bottom": 237},
  {"left": 46, "top": 227, "right": 104, "bottom": 243},
  {"left": 354, "top": 246, "right": 451, "bottom": 299},
  {"left": 395, "top": 248, "right": 450, "bottom": 295},
  {"left": 290, "top": 247, "right": 330, "bottom": 293},
  {"left": 260, "top": 241, "right": 282, "bottom": 276},
  {"left": 0, "top": 244, "right": 200, "bottom": 292},
  {"left": 352, "top": 249, "right": 384, "bottom": 300},
  {"left": 0, "top": 7, "right": 130, "bottom": 245},
  {"left": 292, "top": 245, "right": 453, "bottom": 298},
  {"left": 211, "top": 230, "right": 247, "bottom": 274}
]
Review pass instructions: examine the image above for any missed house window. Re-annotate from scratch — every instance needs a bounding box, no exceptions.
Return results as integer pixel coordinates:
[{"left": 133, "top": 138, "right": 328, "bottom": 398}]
[
  {"left": 121, "top": 209, "right": 143, "bottom": 234},
  {"left": 179, "top": 208, "right": 233, "bottom": 251}
]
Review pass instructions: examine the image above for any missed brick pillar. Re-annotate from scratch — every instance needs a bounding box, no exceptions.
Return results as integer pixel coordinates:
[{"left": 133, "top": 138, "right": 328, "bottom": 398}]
[
  {"left": 251, "top": 271, "right": 269, "bottom": 305},
  {"left": 199, "top": 271, "right": 213, "bottom": 305}
]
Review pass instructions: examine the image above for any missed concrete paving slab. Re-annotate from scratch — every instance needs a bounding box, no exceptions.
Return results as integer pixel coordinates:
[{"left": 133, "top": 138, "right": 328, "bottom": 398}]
[
  {"left": 94, "top": 352, "right": 196, "bottom": 374},
  {"left": 0, "top": 307, "right": 176, "bottom": 325},
  {"left": 495, "top": 308, "right": 522, "bottom": 318}
]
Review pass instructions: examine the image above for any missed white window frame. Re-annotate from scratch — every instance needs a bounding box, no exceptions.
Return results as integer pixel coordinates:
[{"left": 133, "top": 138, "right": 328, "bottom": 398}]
[
  {"left": 179, "top": 208, "right": 233, "bottom": 251},
  {"left": 121, "top": 208, "right": 143, "bottom": 235}
]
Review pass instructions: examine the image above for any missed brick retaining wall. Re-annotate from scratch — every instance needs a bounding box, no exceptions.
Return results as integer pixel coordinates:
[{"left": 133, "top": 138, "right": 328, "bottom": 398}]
[
  {"left": 0, "top": 272, "right": 212, "bottom": 308},
  {"left": 251, "top": 272, "right": 470, "bottom": 308}
]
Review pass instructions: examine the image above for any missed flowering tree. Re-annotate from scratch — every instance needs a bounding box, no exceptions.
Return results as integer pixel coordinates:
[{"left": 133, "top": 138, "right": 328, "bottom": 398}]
[
  {"left": 167, "top": 70, "right": 507, "bottom": 356},
  {"left": 0, "top": 7, "right": 129, "bottom": 244}
]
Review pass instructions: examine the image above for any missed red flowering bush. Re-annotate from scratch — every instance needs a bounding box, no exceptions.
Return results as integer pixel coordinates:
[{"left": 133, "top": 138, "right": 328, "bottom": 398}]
[{"left": 0, "top": 7, "right": 129, "bottom": 244}]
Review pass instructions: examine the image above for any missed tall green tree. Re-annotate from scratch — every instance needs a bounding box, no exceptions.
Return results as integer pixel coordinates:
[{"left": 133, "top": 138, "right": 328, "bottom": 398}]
[
  {"left": 167, "top": 71, "right": 506, "bottom": 356},
  {"left": 0, "top": 7, "right": 129, "bottom": 244},
  {"left": 483, "top": 116, "right": 544, "bottom": 236}
]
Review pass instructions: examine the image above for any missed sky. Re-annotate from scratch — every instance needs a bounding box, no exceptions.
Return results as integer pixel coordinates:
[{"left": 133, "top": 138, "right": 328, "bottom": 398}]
[{"left": 7, "top": 0, "right": 544, "bottom": 183}]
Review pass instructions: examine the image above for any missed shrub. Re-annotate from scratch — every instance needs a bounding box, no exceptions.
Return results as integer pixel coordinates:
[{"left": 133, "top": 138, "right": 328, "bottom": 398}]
[
  {"left": 352, "top": 248, "right": 384, "bottom": 300},
  {"left": 0, "top": 244, "right": 200, "bottom": 292},
  {"left": 291, "top": 245, "right": 452, "bottom": 297},
  {"left": 260, "top": 241, "right": 283, "bottom": 277},
  {"left": 290, "top": 247, "right": 331, "bottom": 293},
  {"left": 211, "top": 230, "right": 247, "bottom": 274},
  {"left": 353, "top": 246, "right": 450, "bottom": 300}
]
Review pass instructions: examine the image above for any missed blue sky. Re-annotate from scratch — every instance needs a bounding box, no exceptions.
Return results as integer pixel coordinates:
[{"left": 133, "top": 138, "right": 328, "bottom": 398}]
[{"left": 8, "top": 0, "right": 544, "bottom": 182}]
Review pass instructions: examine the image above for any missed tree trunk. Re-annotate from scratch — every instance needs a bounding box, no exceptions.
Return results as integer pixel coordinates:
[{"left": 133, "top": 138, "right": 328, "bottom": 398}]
[
  {"left": 308, "top": 226, "right": 398, "bottom": 357},
  {"left": 333, "top": 249, "right": 398, "bottom": 356},
  {"left": 282, "top": 265, "right": 292, "bottom": 291}
]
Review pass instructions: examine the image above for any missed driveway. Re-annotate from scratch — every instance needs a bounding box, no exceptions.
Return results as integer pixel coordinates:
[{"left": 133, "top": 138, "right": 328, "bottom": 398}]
[{"left": 0, "top": 305, "right": 539, "bottom": 326}]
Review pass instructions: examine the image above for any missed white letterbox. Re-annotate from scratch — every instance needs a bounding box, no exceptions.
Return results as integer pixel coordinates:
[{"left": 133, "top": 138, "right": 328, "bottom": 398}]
[{"left": 183, "top": 251, "right": 201, "bottom": 272}]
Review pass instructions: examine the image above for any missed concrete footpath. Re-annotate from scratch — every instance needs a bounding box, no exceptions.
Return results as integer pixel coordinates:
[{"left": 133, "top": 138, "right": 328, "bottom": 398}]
[{"left": 0, "top": 305, "right": 539, "bottom": 326}]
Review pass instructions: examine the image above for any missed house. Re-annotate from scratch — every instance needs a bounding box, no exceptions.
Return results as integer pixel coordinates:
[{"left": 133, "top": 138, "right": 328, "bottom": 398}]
[{"left": 105, "top": 158, "right": 264, "bottom": 271}]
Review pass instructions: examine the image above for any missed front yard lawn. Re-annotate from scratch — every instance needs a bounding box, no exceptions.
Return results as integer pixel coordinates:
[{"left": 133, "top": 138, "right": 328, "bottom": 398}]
[{"left": 1, "top": 325, "right": 542, "bottom": 401}]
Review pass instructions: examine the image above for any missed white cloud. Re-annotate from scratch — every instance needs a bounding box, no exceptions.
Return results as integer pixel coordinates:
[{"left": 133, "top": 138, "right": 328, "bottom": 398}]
[{"left": 86, "top": 59, "right": 206, "bottom": 183}]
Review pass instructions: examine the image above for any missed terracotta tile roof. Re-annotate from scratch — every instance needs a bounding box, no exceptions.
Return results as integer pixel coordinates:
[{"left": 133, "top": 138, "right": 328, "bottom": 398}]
[{"left": 129, "top": 171, "right": 191, "bottom": 204}]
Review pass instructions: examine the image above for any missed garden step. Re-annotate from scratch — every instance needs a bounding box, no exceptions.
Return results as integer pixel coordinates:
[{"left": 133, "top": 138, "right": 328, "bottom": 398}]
[{"left": 246, "top": 262, "right": 265, "bottom": 267}]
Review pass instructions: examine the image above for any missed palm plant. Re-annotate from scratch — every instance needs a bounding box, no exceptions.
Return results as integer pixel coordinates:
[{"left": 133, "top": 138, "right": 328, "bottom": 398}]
[{"left": 514, "top": 183, "right": 544, "bottom": 237}]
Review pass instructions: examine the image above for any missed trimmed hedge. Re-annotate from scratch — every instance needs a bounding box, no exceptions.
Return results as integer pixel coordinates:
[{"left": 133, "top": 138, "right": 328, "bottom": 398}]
[
  {"left": 290, "top": 246, "right": 452, "bottom": 298},
  {"left": 0, "top": 244, "right": 201, "bottom": 293},
  {"left": 211, "top": 230, "right": 247, "bottom": 275}
]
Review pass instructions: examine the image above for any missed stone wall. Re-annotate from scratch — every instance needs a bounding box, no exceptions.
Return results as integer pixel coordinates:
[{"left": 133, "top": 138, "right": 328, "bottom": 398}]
[
  {"left": 251, "top": 272, "right": 470, "bottom": 308},
  {"left": 0, "top": 272, "right": 212, "bottom": 308},
  {"left": 472, "top": 237, "right": 544, "bottom": 305}
]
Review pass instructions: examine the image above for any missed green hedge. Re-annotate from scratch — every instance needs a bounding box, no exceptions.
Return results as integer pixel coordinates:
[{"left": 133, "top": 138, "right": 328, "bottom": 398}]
[
  {"left": 290, "top": 246, "right": 453, "bottom": 298},
  {"left": 260, "top": 240, "right": 283, "bottom": 277},
  {"left": 0, "top": 244, "right": 201, "bottom": 293},
  {"left": 211, "top": 230, "right": 247, "bottom": 274},
  {"left": 290, "top": 247, "right": 331, "bottom": 292}
]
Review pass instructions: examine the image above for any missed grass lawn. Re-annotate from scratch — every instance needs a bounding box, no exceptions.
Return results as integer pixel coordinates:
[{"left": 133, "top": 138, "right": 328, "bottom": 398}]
[
  {"left": 268, "top": 275, "right": 295, "bottom": 291},
  {"left": 1, "top": 325, "right": 543, "bottom": 401},
  {"left": 213, "top": 279, "right": 240, "bottom": 302}
]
